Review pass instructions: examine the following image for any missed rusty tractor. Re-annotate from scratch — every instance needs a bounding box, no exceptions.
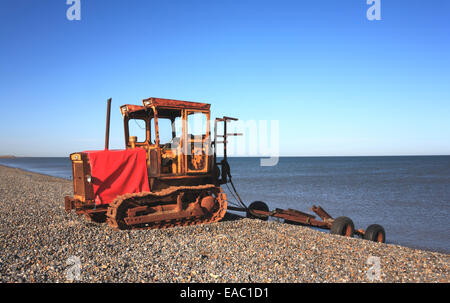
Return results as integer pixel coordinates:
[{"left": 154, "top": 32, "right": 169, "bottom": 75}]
[{"left": 64, "top": 97, "right": 386, "bottom": 243}]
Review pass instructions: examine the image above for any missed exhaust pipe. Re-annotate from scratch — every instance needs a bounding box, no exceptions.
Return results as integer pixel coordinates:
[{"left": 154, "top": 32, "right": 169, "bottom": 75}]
[{"left": 105, "top": 98, "right": 112, "bottom": 150}]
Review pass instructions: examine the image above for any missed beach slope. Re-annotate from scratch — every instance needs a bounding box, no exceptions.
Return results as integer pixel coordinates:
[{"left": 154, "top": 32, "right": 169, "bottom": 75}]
[{"left": 0, "top": 165, "right": 448, "bottom": 282}]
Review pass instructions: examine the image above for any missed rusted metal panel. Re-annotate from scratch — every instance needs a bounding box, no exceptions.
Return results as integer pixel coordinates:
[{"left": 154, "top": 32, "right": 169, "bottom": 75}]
[
  {"left": 121, "top": 104, "right": 146, "bottom": 115},
  {"left": 70, "top": 152, "right": 94, "bottom": 203},
  {"left": 143, "top": 97, "right": 210, "bottom": 110},
  {"left": 149, "top": 149, "right": 160, "bottom": 177}
]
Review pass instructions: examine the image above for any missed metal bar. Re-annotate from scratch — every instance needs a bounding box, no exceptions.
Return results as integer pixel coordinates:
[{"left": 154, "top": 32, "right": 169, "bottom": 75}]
[
  {"left": 285, "top": 208, "right": 316, "bottom": 219},
  {"left": 213, "top": 118, "right": 218, "bottom": 164},
  {"left": 223, "top": 118, "right": 227, "bottom": 160},
  {"left": 355, "top": 229, "right": 365, "bottom": 236},
  {"left": 105, "top": 98, "right": 112, "bottom": 150},
  {"left": 311, "top": 205, "right": 333, "bottom": 221},
  {"left": 217, "top": 133, "right": 243, "bottom": 137},
  {"left": 249, "top": 209, "right": 330, "bottom": 229},
  {"left": 227, "top": 204, "right": 334, "bottom": 229}
]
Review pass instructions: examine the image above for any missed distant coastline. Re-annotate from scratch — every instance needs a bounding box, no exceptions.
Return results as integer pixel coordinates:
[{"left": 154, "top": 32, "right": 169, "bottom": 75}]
[{"left": 0, "top": 155, "right": 16, "bottom": 159}]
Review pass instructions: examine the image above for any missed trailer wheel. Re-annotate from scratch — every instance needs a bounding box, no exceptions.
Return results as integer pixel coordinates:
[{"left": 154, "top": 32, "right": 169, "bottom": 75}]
[
  {"left": 364, "top": 224, "right": 386, "bottom": 243},
  {"left": 246, "top": 201, "right": 269, "bottom": 221},
  {"left": 330, "top": 216, "right": 354, "bottom": 237}
]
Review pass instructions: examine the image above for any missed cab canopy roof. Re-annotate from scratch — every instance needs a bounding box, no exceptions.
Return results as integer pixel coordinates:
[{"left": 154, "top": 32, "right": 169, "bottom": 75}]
[{"left": 120, "top": 97, "right": 210, "bottom": 116}]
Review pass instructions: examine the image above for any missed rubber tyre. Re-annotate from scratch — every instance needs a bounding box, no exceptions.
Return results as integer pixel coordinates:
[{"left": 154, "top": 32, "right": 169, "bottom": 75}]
[
  {"left": 364, "top": 224, "right": 386, "bottom": 243},
  {"left": 330, "top": 216, "right": 355, "bottom": 237},
  {"left": 246, "top": 201, "right": 269, "bottom": 221}
]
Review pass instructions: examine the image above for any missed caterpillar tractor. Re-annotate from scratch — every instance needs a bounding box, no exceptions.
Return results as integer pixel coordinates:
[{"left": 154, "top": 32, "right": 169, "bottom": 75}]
[
  {"left": 64, "top": 97, "right": 386, "bottom": 243},
  {"left": 65, "top": 97, "right": 241, "bottom": 230}
]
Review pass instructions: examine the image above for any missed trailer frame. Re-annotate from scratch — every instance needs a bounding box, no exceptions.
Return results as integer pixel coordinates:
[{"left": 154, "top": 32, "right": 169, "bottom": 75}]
[{"left": 227, "top": 204, "right": 385, "bottom": 241}]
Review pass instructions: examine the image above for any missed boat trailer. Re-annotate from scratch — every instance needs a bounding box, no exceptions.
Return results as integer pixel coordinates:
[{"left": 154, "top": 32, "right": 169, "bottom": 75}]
[{"left": 228, "top": 203, "right": 386, "bottom": 243}]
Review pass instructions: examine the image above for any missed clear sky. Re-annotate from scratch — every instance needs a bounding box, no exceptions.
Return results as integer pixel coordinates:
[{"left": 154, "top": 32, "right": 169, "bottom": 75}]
[{"left": 0, "top": 0, "right": 449, "bottom": 157}]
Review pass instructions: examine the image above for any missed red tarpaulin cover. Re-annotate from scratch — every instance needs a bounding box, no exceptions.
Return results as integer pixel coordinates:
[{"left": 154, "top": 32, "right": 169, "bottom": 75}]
[{"left": 84, "top": 148, "right": 150, "bottom": 205}]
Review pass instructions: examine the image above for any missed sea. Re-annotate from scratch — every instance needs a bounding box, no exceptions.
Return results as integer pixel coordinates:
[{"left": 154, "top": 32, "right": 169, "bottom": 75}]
[{"left": 0, "top": 156, "right": 449, "bottom": 254}]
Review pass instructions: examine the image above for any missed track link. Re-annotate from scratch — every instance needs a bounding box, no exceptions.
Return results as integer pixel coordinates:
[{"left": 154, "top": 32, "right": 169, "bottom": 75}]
[{"left": 106, "top": 184, "right": 227, "bottom": 230}]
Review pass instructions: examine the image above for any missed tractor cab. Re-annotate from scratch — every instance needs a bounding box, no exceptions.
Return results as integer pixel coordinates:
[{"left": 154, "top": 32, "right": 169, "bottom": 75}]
[{"left": 120, "top": 98, "right": 214, "bottom": 188}]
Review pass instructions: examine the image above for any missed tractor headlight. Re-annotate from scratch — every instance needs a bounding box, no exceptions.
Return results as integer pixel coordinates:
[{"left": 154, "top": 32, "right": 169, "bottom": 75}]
[{"left": 70, "top": 153, "right": 81, "bottom": 161}]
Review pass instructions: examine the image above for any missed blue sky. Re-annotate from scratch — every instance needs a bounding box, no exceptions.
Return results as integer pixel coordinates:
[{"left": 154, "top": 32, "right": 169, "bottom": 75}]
[{"left": 0, "top": 0, "right": 449, "bottom": 157}]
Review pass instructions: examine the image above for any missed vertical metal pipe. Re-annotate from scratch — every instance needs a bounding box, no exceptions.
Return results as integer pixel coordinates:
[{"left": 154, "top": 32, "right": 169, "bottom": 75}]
[
  {"left": 105, "top": 98, "right": 112, "bottom": 150},
  {"left": 223, "top": 119, "right": 227, "bottom": 161},
  {"left": 213, "top": 118, "right": 218, "bottom": 164}
]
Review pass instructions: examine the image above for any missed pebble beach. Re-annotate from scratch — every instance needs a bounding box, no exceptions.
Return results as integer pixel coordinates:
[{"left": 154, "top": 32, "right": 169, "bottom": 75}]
[{"left": 0, "top": 165, "right": 448, "bottom": 283}]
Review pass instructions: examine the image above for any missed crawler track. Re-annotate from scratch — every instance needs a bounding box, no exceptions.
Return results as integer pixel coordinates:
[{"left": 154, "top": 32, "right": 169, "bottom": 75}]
[{"left": 106, "top": 184, "right": 227, "bottom": 230}]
